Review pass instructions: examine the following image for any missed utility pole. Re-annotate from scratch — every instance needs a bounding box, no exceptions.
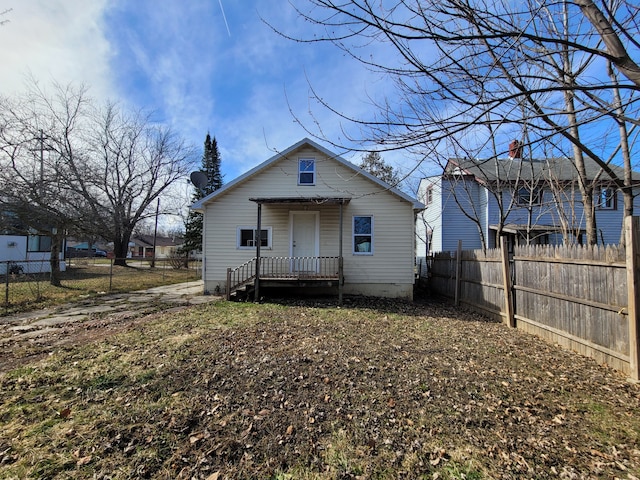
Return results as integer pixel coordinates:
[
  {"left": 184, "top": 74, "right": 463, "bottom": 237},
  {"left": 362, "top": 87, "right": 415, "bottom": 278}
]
[{"left": 151, "top": 198, "right": 160, "bottom": 268}]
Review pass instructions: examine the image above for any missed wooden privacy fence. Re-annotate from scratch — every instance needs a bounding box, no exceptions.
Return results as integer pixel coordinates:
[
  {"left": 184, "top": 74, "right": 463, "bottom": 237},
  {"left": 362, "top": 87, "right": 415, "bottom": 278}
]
[{"left": 428, "top": 216, "right": 640, "bottom": 380}]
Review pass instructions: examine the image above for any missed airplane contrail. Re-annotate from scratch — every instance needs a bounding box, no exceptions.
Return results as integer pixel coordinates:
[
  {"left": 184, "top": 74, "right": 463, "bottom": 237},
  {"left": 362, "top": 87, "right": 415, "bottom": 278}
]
[{"left": 218, "top": 0, "right": 231, "bottom": 37}]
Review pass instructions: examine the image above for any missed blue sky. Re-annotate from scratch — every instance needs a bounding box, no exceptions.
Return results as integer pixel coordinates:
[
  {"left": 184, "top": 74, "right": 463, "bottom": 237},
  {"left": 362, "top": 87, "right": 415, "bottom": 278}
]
[{"left": 0, "top": 0, "right": 411, "bottom": 187}]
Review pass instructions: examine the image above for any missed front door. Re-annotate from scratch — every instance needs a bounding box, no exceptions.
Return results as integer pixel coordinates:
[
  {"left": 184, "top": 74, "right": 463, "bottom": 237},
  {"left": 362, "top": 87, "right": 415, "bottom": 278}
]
[{"left": 291, "top": 211, "right": 319, "bottom": 272}]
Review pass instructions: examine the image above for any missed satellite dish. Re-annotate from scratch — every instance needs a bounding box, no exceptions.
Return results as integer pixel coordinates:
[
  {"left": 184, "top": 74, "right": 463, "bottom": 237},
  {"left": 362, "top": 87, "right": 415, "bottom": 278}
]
[{"left": 190, "top": 171, "right": 209, "bottom": 194}]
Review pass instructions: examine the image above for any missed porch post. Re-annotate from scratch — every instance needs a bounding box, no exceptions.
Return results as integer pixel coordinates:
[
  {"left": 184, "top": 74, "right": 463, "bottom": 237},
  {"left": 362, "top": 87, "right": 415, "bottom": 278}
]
[
  {"left": 255, "top": 202, "right": 262, "bottom": 302},
  {"left": 338, "top": 200, "right": 344, "bottom": 305}
]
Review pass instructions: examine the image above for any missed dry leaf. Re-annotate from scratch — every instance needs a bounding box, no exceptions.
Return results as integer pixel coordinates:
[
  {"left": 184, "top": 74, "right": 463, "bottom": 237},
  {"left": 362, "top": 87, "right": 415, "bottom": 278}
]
[
  {"left": 58, "top": 407, "right": 71, "bottom": 418},
  {"left": 241, "top": 423, "right": 253, "bottom": 438},
  {"left": 76, "top": 455, "right": 92, "bottom": 466},
  {"left": 206, "top": 473, "right": 220, "bottom": 480}
]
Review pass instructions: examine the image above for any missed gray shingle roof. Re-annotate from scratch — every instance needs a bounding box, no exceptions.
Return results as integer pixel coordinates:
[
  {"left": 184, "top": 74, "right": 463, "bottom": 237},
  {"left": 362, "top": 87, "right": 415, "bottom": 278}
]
[{"left": 446, "top": 157, "right": 640, "bottom": 183}]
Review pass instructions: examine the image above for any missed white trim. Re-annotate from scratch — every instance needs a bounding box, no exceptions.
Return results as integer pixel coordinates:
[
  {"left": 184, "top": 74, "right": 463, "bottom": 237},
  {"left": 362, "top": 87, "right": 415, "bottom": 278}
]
[
  {"left": 353, "top": 215, "right": 374, "bottom": 255},
  {"left": 190, "top": 138, "right": 424, "bottom": 211},
  {"left": 298, "top": 157, "right": 316, "bottom": 185},
  {"left": 236, "top": 226, "right": 272, "bottom": 250},
  {"left": 595, "top": 186, "right": 616, "bottom": 210},
  {"left": 289, "top": 211, "right": 320, "bottom": 257}
]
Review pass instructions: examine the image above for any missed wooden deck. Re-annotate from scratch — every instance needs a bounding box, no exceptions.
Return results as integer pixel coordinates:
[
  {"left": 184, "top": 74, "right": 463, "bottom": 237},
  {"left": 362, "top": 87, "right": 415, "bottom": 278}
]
[{"left": 226, "top": 256, "right": 342, "bottom": 300}]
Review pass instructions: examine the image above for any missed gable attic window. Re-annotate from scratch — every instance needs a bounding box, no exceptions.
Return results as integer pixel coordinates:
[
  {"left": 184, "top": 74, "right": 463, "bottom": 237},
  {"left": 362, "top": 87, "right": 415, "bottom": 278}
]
[
  {"left": 298, "top": 158, "right": 315, "bottom": 185},
  {"left": 237, "top": 226, "right": 272, "bottom": 249},
  {"left": 596, "top": 186, "right": 617, "bottom": 210}
]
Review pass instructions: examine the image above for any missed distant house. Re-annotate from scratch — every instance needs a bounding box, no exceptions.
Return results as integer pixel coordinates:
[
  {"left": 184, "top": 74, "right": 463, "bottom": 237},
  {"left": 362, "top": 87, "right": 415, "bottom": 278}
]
[
  {"left": 417, "top": 153, "right": 640, "bottom": 257},
  {"left": 130, "top": 234, "right": 183, "bottom": 259},
  {"left": 191, "top": 138, "right": 424, "bottom": 300}
]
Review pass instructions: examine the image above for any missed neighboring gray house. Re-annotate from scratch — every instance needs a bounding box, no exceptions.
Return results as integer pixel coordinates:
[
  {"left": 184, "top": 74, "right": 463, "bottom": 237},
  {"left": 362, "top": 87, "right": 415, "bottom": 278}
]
[
  {"left": 417, "top": 153, "right": 640, "bottom": 257},
  {"left": 191, "top": 138, "right": 424, "bottom": 300}
]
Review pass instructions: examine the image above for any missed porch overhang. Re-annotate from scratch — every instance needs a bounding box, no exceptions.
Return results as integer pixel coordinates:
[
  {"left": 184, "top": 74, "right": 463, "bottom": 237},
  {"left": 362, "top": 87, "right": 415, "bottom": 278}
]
[
  {"left": 249, "top": 196, "right": 349, "bottom": 303},
  {"left": 249, "top": 196, "right": 351, "bottom": 205},
  {"left": 490, "top": 223, "right": 567, "bottom": 235}
]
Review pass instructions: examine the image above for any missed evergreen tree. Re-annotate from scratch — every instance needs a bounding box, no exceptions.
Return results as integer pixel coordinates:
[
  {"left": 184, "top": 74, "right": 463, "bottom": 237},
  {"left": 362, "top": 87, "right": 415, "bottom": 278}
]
[
  {"left": 181, "top": 133, "right": 223, "bottom": 255},
  {"left": 359, "top": 151, "right": 399, "bottom": 186}
]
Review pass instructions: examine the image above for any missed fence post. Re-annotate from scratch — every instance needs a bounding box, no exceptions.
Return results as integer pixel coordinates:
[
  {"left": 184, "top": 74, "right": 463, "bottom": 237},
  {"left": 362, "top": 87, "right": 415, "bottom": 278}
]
[
  {"left": 226, "top": 267, "right": 231, "bottom": 301},
  {"left": 4, "top": 261, "right": 9, "bottom": 311},
  {"left": 454, "top": 240, "right": 462, "bottom": 306},
  {"left": 500, "top": 236, "right": 515, "bottom": 328},
  {"left": 109, "top": 258, "right": 114, "bottom": 292},
  {"left": 625, "top": 216, "right": 640, "bottom": 381}
]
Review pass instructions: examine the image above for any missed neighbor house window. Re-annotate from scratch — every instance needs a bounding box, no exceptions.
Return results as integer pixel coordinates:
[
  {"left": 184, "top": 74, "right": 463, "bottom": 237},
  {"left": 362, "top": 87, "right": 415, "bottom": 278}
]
[
  {"left": 516, "top": 187, "right": 542, "bottom": 206},
  {"left": 425, "top": 186, "right": 433, "bottom": 205},
  {"left": 27, "top": 235, "right": 52, "bottom": 252},
  {"left": 237, "top": 227, "right": 272, "bottom": 249},
  {"left": 353, "top": 215, "right": 373, "bottom": 254},
  {"left": 596, "top": 186, "right": 617, "bottom": 210},
  {"left": 298, "top": 158, "right": 315, "bottom": 185}
]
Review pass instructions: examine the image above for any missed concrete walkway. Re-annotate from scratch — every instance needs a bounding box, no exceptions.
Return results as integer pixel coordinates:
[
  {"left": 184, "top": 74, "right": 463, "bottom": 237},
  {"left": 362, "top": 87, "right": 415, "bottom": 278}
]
[{"left": 0, "top": 281, "right": 220, "bottom": 344}]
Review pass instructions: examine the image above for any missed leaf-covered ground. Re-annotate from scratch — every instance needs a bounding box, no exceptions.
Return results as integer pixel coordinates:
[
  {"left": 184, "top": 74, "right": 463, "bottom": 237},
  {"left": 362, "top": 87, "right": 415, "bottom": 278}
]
[{"left": 1, "top": 297, "right": 639, "bottom": 479}]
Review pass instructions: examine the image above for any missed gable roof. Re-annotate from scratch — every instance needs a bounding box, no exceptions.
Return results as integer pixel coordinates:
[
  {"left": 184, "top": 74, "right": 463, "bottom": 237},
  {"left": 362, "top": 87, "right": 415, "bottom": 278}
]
[
  {"left": 446, "top": 157, "right": 640, "bottom": 184},
  {"left": 132, "top": 234, "right": 183, "bottom": 248},
  {"left": 191, "top": 138, "right": 424, "bottom": 211}
]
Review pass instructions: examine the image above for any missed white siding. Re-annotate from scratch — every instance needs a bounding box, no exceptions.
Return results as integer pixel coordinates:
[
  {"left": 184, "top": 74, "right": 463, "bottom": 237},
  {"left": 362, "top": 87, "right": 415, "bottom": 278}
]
[
  {"left": 416, "top": 177, "right": 441, "bottom": 256},
  {"left": 202, "top": 145, "right": 417, "bottom": 298},
  {"left": 0, "top": 235, "right": 66, "bottom": 274}
]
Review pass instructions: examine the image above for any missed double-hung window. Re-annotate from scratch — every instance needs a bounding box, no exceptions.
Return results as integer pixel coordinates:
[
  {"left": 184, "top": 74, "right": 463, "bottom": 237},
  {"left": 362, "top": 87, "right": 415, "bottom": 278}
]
[
  {"left": 596, "top": 186, "right": 616, "bottom": 210},
  {"left": 353, "top": 215, "right": 373, "bottom": 254},
  {"left": 237, "top": 226, "right": 272, "bottom": 249},
  {"left": 516, "top": 187, "right": 542, "bottom": 206},
  {"left": 425, "top": 186, "right": 433, "bottom": 205},
  {"left": 298, "top": 158, "right": 315, "bottom": 185}
]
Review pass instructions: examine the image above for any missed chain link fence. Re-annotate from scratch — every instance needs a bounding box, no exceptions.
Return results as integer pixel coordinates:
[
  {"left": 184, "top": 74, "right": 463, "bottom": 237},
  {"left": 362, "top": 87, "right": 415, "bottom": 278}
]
[{"left": 2, "top": 257, "right": 202, "bottom": 315}]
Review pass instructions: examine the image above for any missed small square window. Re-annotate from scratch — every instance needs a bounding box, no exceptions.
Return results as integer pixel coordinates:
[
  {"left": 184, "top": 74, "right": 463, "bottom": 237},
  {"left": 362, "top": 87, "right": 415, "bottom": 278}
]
[
  {"left": 353, "top": 215, "right": 373, "bottom": 254},
  {"left": 299, "top": 158, "right": 315, "bottom": 185}
]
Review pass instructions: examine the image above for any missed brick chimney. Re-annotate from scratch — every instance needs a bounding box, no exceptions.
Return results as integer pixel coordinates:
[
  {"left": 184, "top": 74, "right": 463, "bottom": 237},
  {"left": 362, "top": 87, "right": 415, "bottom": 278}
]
[{"left": 509, "top": 139, "right": 522, "bottom": 159}]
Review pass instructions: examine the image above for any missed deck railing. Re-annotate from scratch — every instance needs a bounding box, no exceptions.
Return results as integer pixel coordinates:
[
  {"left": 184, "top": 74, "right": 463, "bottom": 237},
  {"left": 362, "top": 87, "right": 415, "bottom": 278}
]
[
  {"left": 226, "top": 258, "right": 257, "bottom": 299},
  {"left": 226, "top": 256, "right": 341, "bottom": 299}
]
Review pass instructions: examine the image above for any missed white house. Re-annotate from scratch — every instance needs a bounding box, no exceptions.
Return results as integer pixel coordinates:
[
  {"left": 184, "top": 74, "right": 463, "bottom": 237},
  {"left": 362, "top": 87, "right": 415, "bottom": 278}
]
[
  {"left": 417, "top": 153, "right": 640, "bottom": 257},
  {"left": 0, "top": 233, "right": 66, "bottom": 274},
  {"left": 191, "top": 138, "right": 424, "bottom": 300}
]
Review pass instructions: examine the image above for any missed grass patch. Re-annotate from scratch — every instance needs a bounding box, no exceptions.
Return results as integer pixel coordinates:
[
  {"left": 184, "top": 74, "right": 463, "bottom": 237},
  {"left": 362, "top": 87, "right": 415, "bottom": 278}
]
[
  {"left": 0, "top": 299, "right": 639, "bottom": 478},
  {"left": 1, "top": 263, "right": 200, "bottom": 315}
]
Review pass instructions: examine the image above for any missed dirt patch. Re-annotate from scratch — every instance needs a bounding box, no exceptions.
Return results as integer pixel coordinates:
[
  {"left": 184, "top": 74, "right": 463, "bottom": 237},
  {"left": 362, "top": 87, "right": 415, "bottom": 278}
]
[
  {"left": 1, "top": 297, "right": 639, "bottom": 479},
  {"left": 0, "top": 307, "right": 175, "bottom": 374}
]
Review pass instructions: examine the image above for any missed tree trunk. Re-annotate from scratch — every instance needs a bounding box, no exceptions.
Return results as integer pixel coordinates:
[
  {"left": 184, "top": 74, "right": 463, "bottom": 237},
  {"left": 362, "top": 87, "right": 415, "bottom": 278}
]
[
  {"left": 561, "top": 36, "right": 598, "bottom": 244},
  {"left": 49, "top": 232, "right": 61, "bottom": 287},
  {"left": 112, "top": 233, "right": 132, "bottom": 266},
  {"left": 609, "top": 62, "right": 634, "bottom": 244},
  {"left": 575, "top": 0, "right": 640, "bottom": 87}
]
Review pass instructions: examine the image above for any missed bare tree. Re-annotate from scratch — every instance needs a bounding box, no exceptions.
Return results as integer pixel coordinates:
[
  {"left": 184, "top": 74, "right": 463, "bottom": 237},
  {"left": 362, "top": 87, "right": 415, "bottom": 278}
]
[
  {"left": 272, "top": 0, "right": 640, "bottom": 245},
  {"left": 0, "top": 82, "right": 195, "bottom": 274}
]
